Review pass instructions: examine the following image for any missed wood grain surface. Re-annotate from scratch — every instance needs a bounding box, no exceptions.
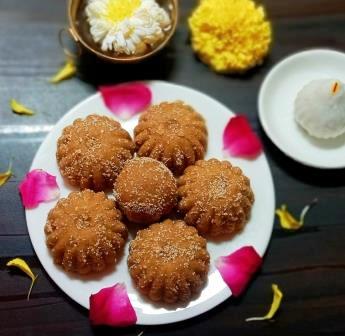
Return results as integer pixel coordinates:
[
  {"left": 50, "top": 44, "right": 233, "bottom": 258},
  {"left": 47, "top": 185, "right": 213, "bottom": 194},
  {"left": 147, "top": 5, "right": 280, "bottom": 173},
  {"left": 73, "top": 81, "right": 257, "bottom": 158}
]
[{"left": 1, "top": 0, "right": 345, "bottom": 335}]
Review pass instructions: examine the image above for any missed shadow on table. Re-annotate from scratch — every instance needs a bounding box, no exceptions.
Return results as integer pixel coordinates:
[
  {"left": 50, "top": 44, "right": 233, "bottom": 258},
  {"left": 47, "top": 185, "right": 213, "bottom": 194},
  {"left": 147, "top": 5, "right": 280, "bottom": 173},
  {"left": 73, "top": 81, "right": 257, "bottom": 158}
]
[
  {"left": 76, "top": 42, "right": 176, "bottom": 88},
  {"left": 259, "top": 127, "right": 345, "bottom": 188}
]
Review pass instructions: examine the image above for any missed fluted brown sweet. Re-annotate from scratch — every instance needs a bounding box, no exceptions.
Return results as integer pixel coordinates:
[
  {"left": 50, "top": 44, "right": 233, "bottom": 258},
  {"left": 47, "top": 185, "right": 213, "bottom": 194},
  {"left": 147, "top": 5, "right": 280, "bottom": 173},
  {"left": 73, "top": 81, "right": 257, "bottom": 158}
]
[
  {"left": 128, "top": 219, "right": 210, "bottom": 304},
  {"left": 134, "top": 101, "right": 208, "bottom": 175},
  {"left": 178, "top": 159, "right": 254, "bottom": 238},
  {"left": 45, "top": 190, "right": 128, "bottom": 275},
  {"left": 57, "top": 114, "right": 135, "bottom": 191},
  {"left": 114, "top": 157, "right": 177, "bottom": 224}
]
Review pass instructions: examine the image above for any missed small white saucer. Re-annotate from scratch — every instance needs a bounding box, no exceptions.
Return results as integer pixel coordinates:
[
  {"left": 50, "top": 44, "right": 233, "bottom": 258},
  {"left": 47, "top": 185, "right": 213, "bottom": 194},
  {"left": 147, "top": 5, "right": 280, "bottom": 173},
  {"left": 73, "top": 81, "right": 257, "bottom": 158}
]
[{"left": 258, "top": 49, "right": 345, "bottom": 169}]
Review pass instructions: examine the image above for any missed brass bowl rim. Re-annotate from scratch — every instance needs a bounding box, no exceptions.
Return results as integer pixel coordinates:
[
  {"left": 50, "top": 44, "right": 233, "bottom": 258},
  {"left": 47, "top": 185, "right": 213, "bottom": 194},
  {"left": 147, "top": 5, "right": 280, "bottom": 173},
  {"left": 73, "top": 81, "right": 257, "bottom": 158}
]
[{"left": 67, "top": 0, "right": 178, "bottom": 63}]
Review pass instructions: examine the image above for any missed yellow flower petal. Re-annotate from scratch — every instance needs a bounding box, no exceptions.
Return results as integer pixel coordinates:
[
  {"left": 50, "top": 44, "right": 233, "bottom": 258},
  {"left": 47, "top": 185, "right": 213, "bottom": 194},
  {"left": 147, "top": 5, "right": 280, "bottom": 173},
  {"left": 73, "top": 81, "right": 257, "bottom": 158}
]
[
  {"left": 276, "top": 199, "right": 318, "bottom": 230},
  {"left": 10, "top": 99, "right": 35, "bottom": 116},
  {"left": 276, "top": 204, "right": 301, "bottom": 230},
  {"left": 49, "top": 59, "right": 76, "bottom": 84},
  {"left": 246, "top": 284, "right": 283, "bottom": 322},
  {"left": 7, "top": 258, "right": 38, "bottom": 300},
  {"left": 0, "top": 161, "right": 12, "bottom": 187}
]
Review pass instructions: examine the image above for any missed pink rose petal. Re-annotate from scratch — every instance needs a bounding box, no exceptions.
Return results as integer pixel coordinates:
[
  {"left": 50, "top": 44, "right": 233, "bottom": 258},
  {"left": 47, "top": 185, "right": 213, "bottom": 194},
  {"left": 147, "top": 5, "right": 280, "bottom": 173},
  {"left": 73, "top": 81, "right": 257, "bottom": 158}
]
[
  {"left": 223, "top": 115, "right": 263, "bottom": 158},
  {"left": 18, "top": 169, "right": 60, "bottom": 209},
  {"left": 89, "top": 283, "right": 137, "bottom": 327},
  {"left": 216, "top": 246, "right": 262, "bottom": 297},
  {"left": 99, "top": 82, "right": 152, "bottom": 119}
]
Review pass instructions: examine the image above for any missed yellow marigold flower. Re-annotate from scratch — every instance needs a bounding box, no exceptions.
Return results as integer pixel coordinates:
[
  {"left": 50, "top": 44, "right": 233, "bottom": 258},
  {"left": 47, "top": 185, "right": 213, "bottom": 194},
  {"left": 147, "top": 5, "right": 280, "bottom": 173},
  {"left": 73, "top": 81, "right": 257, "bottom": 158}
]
[{"left": 189, "top": 0, "right": 272, "bottom": 73}]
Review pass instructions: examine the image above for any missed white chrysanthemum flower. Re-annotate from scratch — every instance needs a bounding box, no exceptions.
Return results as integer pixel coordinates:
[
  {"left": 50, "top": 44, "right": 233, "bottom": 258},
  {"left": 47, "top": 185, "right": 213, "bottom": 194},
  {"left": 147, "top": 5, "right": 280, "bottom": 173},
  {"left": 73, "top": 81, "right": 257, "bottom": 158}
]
[{"left": 85, "top": 0, "right": 171, "bottom": 55}]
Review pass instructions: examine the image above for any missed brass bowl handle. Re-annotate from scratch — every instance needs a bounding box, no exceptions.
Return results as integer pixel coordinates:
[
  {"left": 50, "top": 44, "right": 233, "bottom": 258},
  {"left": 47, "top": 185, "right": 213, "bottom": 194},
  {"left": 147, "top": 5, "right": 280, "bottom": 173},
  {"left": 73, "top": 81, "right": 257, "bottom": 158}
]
[{"left": 58, "top": 27, "right": 82, "bottom": 59}]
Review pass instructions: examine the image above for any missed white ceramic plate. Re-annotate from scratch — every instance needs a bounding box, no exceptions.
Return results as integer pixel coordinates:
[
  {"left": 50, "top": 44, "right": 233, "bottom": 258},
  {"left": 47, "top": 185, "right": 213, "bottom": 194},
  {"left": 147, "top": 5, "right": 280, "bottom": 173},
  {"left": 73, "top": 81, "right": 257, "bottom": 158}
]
[
  {"left": 259, "top": 49, "right": 345, "bottom": 169},
  {"left": 26, "top": 81, "right": 275, "bottom": 325}
]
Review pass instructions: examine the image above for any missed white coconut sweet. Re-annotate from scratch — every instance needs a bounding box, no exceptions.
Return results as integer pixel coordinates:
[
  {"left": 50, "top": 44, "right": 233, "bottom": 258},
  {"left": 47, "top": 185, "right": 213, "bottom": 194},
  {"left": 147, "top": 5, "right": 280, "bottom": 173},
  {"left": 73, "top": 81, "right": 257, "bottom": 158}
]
[{"left": 294, "top": 79, "right": 345, "bottom": 139}]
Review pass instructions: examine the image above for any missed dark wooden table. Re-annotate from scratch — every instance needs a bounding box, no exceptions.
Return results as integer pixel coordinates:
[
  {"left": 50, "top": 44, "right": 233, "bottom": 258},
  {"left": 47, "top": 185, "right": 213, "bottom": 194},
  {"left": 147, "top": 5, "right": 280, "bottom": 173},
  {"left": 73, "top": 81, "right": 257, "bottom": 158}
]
[{"left": 1, "top": 0, "right": 345, "bottom": 335}]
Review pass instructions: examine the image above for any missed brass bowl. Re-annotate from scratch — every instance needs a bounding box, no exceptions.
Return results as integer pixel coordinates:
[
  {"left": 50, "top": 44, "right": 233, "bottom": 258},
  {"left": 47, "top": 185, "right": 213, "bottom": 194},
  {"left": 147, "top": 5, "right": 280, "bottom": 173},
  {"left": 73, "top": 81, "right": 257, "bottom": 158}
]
[{"left": 65, "top": 0, "right": 178, "bottom": 63}]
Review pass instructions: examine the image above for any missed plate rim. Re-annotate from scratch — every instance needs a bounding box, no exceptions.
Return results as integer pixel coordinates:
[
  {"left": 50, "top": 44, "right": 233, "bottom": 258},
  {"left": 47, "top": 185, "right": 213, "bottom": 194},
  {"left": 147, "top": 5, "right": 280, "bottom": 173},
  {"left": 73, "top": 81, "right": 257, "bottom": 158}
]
[
  {"left": 26, "top": 80, "right": 276, "bottom": 325},
  {"left": 258, "top": 48, "right": 345, "bottom": 169}
]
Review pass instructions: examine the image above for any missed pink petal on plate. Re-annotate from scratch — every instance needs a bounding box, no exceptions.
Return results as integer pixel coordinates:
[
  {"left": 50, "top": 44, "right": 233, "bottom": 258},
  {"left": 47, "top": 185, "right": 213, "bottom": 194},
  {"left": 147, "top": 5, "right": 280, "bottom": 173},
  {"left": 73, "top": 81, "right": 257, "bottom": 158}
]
[
  {"left": 99, "top": 82, "right": 152, "bottom": 119},
  {"left": 216, "top": 246, "right": 262, "bottom": 297},
  {"left": 18, "top": 169, "right": 60, "bottom": 209},
  {"left": 223, "top": 115, "right": 263, "bottom": 158},
  {"left": 89, "top": 283, "right": 137, "bottom": 327}
]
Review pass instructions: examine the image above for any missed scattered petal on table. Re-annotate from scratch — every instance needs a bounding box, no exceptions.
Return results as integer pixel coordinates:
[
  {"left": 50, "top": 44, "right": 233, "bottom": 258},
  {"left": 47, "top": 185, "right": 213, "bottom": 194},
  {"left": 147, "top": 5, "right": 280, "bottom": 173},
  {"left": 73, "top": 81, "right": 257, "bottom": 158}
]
[
  {"left": 276, "top": 199, "right": 318, "bottom": 230},
  {"left": 0, "top": 161, "right": 13, "bottom": 187},
  {"left": 89, "top": 283, "right": 137, "bottom": 327},
  {"left": 246, "top": 284, "right": 283, "bottom": 322},
  {"left": 49, "top": 58, "right": 77, "bottom": 83},
  {"left": 99, "top": 82, "right": 152, "bottom": 119},
  {"left": 18, "top": 169, "right": 60, "bottom": 209},
  {"left": 6, "top": 258, "right": 38, "bottom": 300},
  {"left": 10, "top": 99, "right": 35, "bottom": 116},
  {"left": 223, "top": 115, "right": 262, "bottom": 158},
  {"left": 216, "top": 246, "right": 262, "bottom": 296}
]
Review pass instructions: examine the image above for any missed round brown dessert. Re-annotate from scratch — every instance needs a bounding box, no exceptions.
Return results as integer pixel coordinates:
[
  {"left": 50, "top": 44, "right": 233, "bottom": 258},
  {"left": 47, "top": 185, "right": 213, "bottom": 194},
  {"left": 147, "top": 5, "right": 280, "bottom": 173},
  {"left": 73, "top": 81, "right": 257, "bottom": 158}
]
[
  {"left": 114, "top": 157, "right": 177, "bottom": 224},
  {"left": 57, "top": 114, "right": 135, "bottom": 191},
  {"left": 134, "top": 101, "right": 208, "bottom": 175},
  {"left": 128, "top": 219, "right": 210, "bottom": 303},
  {"left": 178, "top": 159, "right": 254, "bottom": 238},
  {"left": 45, "top": 190, "right": 128, "bottom": 275}
]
